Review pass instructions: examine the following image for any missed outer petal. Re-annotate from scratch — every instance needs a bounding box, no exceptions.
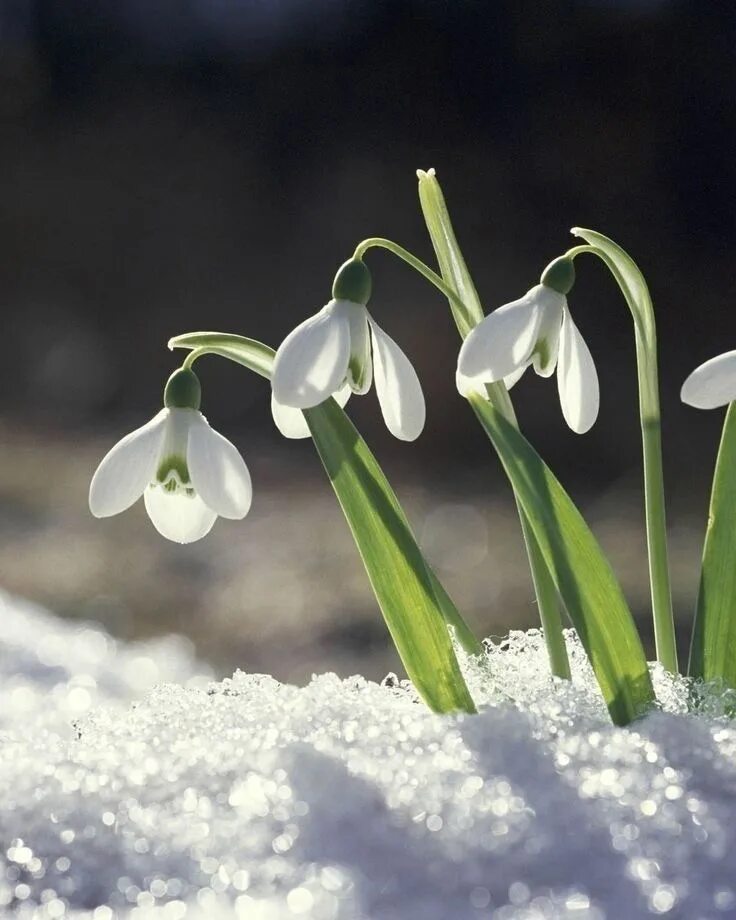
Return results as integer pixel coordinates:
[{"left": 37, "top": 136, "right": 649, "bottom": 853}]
[
  {"left": 456, "top": 286, "right": 546, "bottom": 383},
  {"left": 456, "top": 370, "right": 485, "bottom": 399},
  {"left": 681, "top": 351, "right": 736, "bottom": 410},
  {"left": 89, "top": 409, "right": 168, "bottom": 518},
  {"left": 271, "top": 301, "right": 351, "bottom": 409},
  {"left": 504, "top": 363, "right": 528, "bottom": 390},
  {"left": 556, "top": 307, "right": 599, "bottom": 434},
  {"left": 187, "top": 417, "right": 252, "bottom": 519},
  {"left": 271, "top": 383, "right": 351, "bottom": 439},
  {"left": 456, "top": 365, "right": 527, "bottom": 398},
  {"left": 143, "top": 486, "right": 217, "bottom": 544},
  {"left": 369, "top": 319, "right": 425, "bottom": 441}
]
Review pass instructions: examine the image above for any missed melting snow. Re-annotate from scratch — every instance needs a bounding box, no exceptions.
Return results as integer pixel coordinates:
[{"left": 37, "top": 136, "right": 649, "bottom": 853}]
[{"left": 1, "top": 592, "right": 736, "bottom": 919}]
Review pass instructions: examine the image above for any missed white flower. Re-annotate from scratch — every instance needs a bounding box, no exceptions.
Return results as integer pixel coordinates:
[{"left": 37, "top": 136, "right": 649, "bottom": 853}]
[
  {"left": 456, "top": 282, "right": 599, "bottom": 434},
  {"left": 271, "top": 298, "right": 426, "bottom": 441},
  {"left": 681, "top": 350, "right": 736, "bottom": 410},
  {"left": 89, "top": 407, "right": 252, "bottom": 543}
]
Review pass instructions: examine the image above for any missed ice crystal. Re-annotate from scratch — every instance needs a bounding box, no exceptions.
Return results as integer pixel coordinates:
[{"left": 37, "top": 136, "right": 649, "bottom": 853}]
[{"left": 2, "top": 596, "right": 736, "bottom": 919}]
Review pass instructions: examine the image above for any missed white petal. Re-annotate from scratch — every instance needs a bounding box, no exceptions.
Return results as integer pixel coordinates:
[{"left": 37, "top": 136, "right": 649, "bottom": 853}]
[
  {"left": 556, "top": 307, "right": 599, "bottom": 434},
  {"left": 456, "top": 286, "right": 549, "bottom": 383},
  {"left": 143, "top": 486, "right": 217, "bottom": 544},
  {"left": 457, "top": 365, "right": 526, "bottom": 397},
  {"left": 271, "top": 384, "right": 351, "bottom": 439},
  {"left": 456, "top": 370, "right": 485, "bottom": 399},
  {"left": 187, "top": 417, "right": 252, "bottom": 519},
  {"left": 89, "top": 409, "right": 168, "bottom": 518},
  {"left": 271, "top": 301, "right": 351, "bottom": 409},
  {"left": 369, "top": 319, "right": 425, "bottom": 441},
  {"left": 681, "top": 351, "right": 736, "bottom": 409},
  {"left": 504, "top": 363, "right": 528, "bottom": 390}
]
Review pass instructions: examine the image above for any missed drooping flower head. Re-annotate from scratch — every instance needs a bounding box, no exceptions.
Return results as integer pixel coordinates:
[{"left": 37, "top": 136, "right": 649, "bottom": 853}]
[
  {"left": 456, "top": 256, "right": 599, "bottom": 434},
  {"left": 681, "top": 350, "right": 736, "bottom": 410},
  {"left": 89, "top": 367, "right": 252, "bottom": 543},
  {"left": 271, "top": 258, "right": 426, "bottom": 441}
]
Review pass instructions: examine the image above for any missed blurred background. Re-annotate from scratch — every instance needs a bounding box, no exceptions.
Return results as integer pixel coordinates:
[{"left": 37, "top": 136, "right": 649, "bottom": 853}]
[{"left": 0, "top": 0, "right": 734, "bottom": 683}]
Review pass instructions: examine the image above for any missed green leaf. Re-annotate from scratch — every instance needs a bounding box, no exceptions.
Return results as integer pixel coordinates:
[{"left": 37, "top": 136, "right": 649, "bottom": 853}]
[
  {"left": 570, "top": 227, "right": 655, "bottom": 371},
  {"left": 305, "top": 400, "right": 477, "bottom": 712},
  {"left": 417, "top": 169, "right": 485, "bottom": 339},
  {"left": 571, "top": 229, "right": 677, "bottom": 674},
  {"left": 170, "top": 331, "right": 479, "bottom": 713},
  {"left": 690, "top": 402, "right": 736, "bottom": 684},
  {"left": 417, "top": 169, "right": 571, "bottom": 680},
  {"left": 468, "top": 392, "right": 655, "bottom": 725}
]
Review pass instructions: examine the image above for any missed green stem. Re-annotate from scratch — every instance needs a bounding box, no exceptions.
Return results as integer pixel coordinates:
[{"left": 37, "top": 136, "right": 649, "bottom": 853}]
[
  {"left": 488, "top": 386, "right": 571, "bottom": 680},
  {"left": 642, "top": 415, "right": 678, "bottom": 672},
  {"left": 567, "top": 237, "right": 678, "bottom": 673},
  {"left": 182, "top": 347, "right": 209, "bottom": 370},
  {"left": 355, "top": 237, "right": 572, "bottom": 679},
  {"left": 353, "top": 238, "right": 472, "bottom": 329}
]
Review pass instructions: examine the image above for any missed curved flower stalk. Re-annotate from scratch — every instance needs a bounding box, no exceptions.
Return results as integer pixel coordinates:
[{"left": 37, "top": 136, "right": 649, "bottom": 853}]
[
  {"left": 272, "top": 258, "right": 426, "bottom": 442},
  {"left": 89, "top": 367, "right": 252, "bottom": 543},
  {"left": 567, "top": 228, "right": 677, "bottom": 675},
  {"left": 456, "top": 257, "right": 600, "bottom": 435}
]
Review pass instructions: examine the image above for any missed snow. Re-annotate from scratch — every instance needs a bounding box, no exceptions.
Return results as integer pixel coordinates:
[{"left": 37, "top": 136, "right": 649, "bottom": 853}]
[{"left": 2, "top": 593, "right": 736, "bottom": 919}]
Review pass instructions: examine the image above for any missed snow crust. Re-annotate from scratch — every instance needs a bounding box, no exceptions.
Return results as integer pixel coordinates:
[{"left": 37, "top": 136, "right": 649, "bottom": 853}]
[{"left": 2, "top": 592, "right": 736, "bottom": 920}]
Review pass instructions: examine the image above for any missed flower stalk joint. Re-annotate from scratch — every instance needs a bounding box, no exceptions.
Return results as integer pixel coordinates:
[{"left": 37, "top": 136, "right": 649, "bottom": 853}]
[
  {"left": 540, "top": 255, "right": 576, "bottom": 295},
  {"left": 164, "top": 368, "right": 202, "bottom": 410},
  {"left": 332, "top": 258, "right": 372, "bottom": 305}
]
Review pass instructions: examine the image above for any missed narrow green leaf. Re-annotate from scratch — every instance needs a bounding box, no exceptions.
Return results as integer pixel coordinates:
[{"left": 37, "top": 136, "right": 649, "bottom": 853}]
[
  {"left": 690, "top": 402, "right": 736, "bottom": 683},
  {"left": 571, "top": 229, "right": 677, "bottom": 674},
  {"left": 469, "top": 392, "right": 655, "bottom": 725},
  {"left": 170, "top": 331, "right": 479, "bottom": 712},
  {"left": 417, "top": 169, "right": 571, "bottom": 680},
  {"left": 417, "top": 169, "right": 485, "bottom": 338},
  {"left": 305, "top": 400, "right": 477, "bottom": 712}
]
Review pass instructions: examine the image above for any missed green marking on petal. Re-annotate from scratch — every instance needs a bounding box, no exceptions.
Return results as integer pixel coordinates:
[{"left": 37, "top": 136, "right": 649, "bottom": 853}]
[{"left": 156, "top": 455, "right": 191, "bottom": 486}]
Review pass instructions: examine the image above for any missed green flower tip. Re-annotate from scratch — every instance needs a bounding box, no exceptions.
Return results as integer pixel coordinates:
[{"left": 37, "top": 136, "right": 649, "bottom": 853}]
[
  {"left": 541, "top": 255, "right": 576, "bottom": 295},
  {"left": 416, "top": 167, "right": 437, "bottom": 181},
  {"left": 332, "top": 258, "right": 372, "bottom": 305},
  {"left": 164, "top": 367, "right": 202, "bottom": 410}
]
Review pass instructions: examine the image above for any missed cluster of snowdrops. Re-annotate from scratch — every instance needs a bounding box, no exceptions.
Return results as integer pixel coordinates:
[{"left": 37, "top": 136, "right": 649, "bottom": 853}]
[{"left": 89, "top": 170, "right": 736, "bottom": 726}]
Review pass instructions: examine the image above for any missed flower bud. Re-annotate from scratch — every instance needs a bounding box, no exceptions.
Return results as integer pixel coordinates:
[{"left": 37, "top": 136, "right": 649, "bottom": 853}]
[
  {"left": 164, "top": 367, "right": 202, "bottom": 410},
  {"left": 540, "top": 255, "right": 575, "bottom": 295},
  {"left": 332, "top": 258, "right": 372, "bottom": 305}
]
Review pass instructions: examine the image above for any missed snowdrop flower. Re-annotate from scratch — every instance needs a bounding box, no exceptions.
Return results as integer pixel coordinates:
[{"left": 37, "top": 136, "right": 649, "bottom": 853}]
[
  {"left": 89, "top": 368, "right": 252, "bottom": 543},
  {"left": 681, "top": 350, "right": 736, "bottom": 410},
  {"left": 271, "top": 258, "right": 426, "bottom": 441},
  {"left": 456, "top": 256, "right": 599, "bottom": 434}
]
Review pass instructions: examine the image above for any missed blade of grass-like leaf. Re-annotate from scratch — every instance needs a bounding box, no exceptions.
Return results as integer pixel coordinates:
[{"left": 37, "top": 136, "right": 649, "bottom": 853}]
[
  {"left": 416, "top": 170, "right": 571, "bottom": 680},
  {"left": 304, "top": 400, "right": 477, "bottom": 712},
  {"left": 689, "top": 402, "right": 736, "bottom": 683},
  {"left": 570, "top": 228, "right": 677, "bottom": 673},
  {"left": 170, "top": 332, "right": 479, "bottom": 712},
  {"left": 417, "top": 169, "right": 485, "bottom": 337},
  {"left": 468, "top": 392, "right": 654, "bottom": 725}
]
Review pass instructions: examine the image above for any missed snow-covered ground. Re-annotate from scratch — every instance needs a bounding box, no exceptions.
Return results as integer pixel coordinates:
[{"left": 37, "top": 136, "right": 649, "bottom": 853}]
[{"left": 2, "top": 592, "right": 736, "bottom": 919}]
